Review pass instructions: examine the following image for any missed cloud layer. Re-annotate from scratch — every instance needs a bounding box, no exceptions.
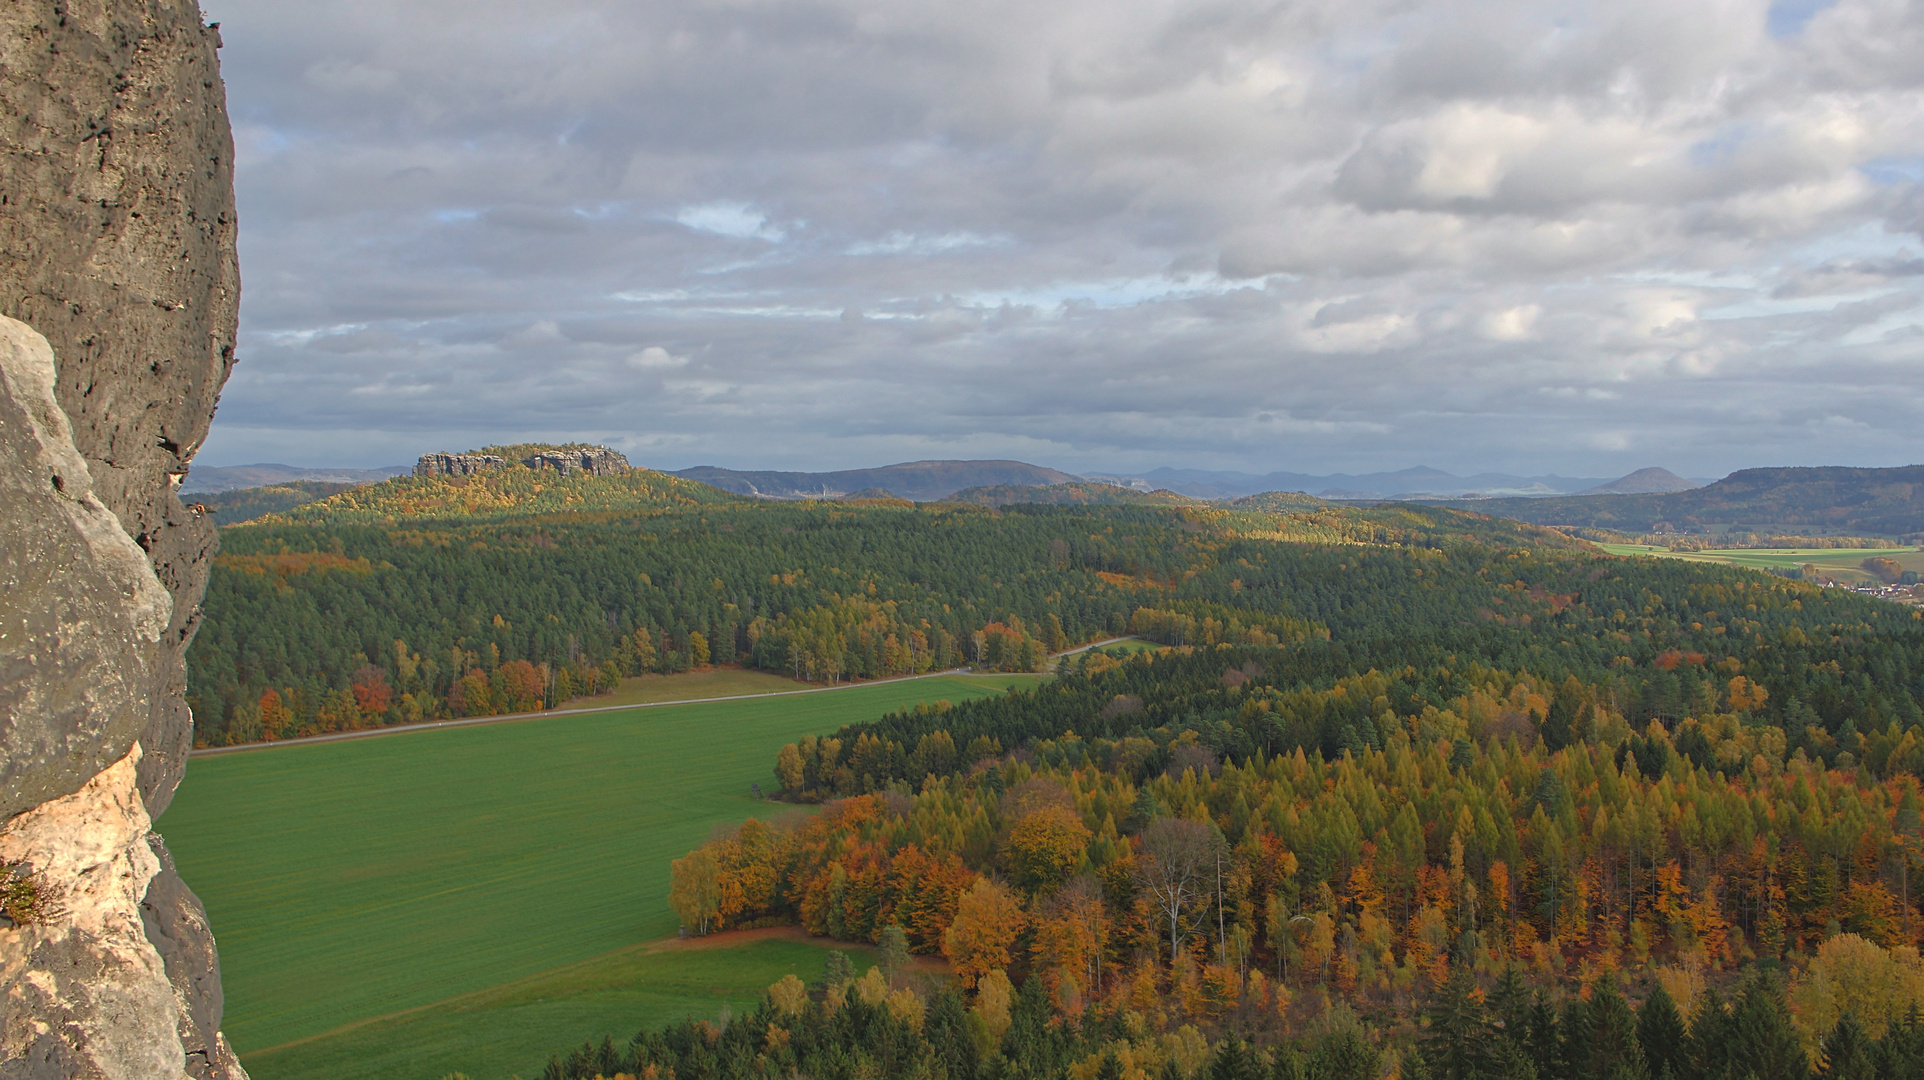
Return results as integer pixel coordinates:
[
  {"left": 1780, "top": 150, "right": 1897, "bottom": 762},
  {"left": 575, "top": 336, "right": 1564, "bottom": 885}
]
[{"left": 199, "top": 0, "right": 1924, "bottom": 476}]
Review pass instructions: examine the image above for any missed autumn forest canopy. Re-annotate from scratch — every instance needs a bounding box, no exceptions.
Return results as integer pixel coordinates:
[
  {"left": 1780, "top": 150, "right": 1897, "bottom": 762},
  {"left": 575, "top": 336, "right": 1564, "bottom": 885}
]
[{"left": 186, "top": 457, "right": 1924, "bottom": 1077}]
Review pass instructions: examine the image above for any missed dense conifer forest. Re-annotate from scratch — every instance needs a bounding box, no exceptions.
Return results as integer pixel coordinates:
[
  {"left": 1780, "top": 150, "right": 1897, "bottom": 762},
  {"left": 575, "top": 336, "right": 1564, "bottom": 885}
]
[{"left": 186, "top": 465, "right": 1615, "bottom": 745}]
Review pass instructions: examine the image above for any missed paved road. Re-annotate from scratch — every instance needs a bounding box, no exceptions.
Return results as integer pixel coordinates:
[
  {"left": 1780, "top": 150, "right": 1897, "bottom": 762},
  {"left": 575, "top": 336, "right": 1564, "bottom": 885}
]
[{"left": 187, "top": 637, "right": 1141, "bottom": 758}]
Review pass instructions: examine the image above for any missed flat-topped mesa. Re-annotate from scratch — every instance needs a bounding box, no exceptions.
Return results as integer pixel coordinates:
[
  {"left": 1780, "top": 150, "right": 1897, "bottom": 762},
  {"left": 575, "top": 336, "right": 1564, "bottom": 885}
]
[
  {"left": 415, "top": 452, "right": 507, "bottom": 478},
  {"left": 524, "top": 446, "right": 628, "bottom": 476},
  {"left": 415, "top": 445, "right": 630, "bottom": 478}
]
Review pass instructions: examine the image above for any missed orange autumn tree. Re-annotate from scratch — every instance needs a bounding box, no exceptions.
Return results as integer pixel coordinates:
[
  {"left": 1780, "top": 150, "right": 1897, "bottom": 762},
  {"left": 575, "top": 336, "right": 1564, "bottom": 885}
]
[
  {"left": 1031, "top": 876, "right": 1111, "bottom": 1011},
  {"left": 257, "top": 688, "right": 290, "bottom": 740},
  {"left": 350, "top": 664, "right": 392, "bottom": 716},
  {"left": 943, "top": 877, "right": 1028, "bottom": 988}
]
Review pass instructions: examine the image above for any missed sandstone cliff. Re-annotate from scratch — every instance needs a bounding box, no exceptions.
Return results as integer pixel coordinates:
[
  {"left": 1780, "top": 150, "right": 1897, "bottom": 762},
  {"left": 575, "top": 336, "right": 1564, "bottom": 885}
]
[
  {"left": 1, "top": 1, "right": 244, "bottom": 1076},
  {"left": 415, "top": 451, "right": 509, "bottom": 477},
  {"left": 416, "top": 444, "right": 630, "bottom": 477}
]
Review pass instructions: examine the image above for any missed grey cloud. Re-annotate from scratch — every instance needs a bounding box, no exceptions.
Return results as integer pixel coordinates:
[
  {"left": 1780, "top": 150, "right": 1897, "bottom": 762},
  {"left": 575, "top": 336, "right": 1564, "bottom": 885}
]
[{"left": 194, "top": 0, "right": 1924, "bottom": 478}]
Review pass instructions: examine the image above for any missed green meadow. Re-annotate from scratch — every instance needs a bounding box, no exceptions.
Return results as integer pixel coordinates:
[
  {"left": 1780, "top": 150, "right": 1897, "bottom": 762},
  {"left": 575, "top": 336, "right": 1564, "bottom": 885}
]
[
  {"left": 1597, "top": 543, "right": 1924, "bottom": 584},
  {"left": 162, "top": 673, "right": 1043, "bottom": 1080}
]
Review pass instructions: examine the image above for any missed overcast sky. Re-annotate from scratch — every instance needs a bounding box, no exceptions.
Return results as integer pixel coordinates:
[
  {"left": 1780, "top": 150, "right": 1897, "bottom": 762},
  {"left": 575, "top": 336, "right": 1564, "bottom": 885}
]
[{"left": 195, "top": 0, "right": 1924, "bottom": 478}]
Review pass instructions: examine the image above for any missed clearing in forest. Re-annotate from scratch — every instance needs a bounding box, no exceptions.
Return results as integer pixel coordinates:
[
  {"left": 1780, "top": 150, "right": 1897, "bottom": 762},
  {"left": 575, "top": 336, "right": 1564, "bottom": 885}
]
[{"left": 162, "top": 673, "right": 1042, "bottom": 1080}]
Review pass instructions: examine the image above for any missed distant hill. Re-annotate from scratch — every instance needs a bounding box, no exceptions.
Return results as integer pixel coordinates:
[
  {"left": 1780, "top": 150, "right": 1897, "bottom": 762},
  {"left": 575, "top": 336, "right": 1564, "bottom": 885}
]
[
  {"left": 1451, "top": 465, "right": 1924, "bottom": 538},
  {"left": 1136, "top": 465, "right": 1618, "bottom": 500},
  {"left": 181, "top": 462, "right": 409, "bottom": 494},
  {"left": 1573, "top": 467, "right": 1699, "bottom": 496},
  {"left": 254, "top": 457, "right": 738, "bottom": 525},
  {"left": 942, "top": 482, "right": 1196, "bottom": 508},
  {"left": 191, "top": 481, "right": 359, "bottom": 524},
  {"left": 1228, "top": 491, "right": 1329, "bottom": 512},
  {"left": 675, "top": 459, "right": 1078, "bottom": 502}
]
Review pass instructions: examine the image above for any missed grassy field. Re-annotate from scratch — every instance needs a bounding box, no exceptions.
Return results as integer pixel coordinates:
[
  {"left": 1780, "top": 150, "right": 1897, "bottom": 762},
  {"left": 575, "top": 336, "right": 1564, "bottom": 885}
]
[
  {"left": 1597, "top": 544, "right": 1924, "bottom": 584},
  {"left": 1089, "top": 637, "right": 1161, "bottom": 656},
  {"left": 162, "top": 673, "right": 1043, "bottom": 1080},
  {"left": 568, "top": 666, "right": 815, "bottom": 709}
]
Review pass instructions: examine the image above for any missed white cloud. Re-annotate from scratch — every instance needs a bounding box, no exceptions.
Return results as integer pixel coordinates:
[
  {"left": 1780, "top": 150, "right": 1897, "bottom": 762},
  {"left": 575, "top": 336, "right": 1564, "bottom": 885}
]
[
  {"left": 627, "top": 346, "right": 688, "bottom": 369},
  {"left": 1481, "top": 304, "right": 1541, "bottom": 341},
  {"left": 675, "top": 202, "right": 785, "bottom": 241}
]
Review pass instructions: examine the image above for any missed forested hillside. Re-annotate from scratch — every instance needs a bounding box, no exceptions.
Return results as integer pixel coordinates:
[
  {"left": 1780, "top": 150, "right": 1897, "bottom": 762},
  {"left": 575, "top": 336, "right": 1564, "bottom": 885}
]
[
  {"left": 1455, "top": 464, "right": 1924, "bottom": 539},
  {"left": 621, "top": 575, "right": 1924, "bottom": 1078},
  {"left": 944, "top": 483, "right": 1197, "bottom": 508},
  {"left": 188, "top": 488, "right": 1553, "bottom": 745},
  {"left": 193, "top": 479, "right": 357, "bottom": 524},
  {"left": 184, "top": 454, "right": 1924, "bottom": 1074}
]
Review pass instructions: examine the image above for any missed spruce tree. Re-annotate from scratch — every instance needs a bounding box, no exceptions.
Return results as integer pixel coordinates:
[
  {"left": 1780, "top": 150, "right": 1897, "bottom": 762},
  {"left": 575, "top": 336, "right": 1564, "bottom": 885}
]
[
  {"left": 1588, "top": 979, "right": 1647, "bottom": 1078},
  {"left": 1815, "top": 1014, "right": 1871, "bottom": 1080},
  {"left": 1638, "top": 980, "right": 1690, "bottom": 1080},
  {"left": 1422, "top": 966, "right": 1495, "bottom": 1080},
  {"left": 1724, "top": 974, "right": 1808, "bottom": 1080},
  {"left": 1689, "top": 988, "right": 1733, "bottom": 1080}
]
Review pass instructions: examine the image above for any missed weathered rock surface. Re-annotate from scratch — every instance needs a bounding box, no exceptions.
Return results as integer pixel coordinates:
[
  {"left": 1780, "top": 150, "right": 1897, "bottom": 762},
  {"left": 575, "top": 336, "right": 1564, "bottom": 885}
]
[
  {"left": 0, "top": 747, "right": 189, "bottom": 1080},
  {"left": 415, "top": 451, "right": 508, "bottom": 477},
  {"left": 1, "top": 0, "right": 241, "bottom": 818},
  {"left": 0, "top": 317, "right": 172, "bottom": 822},
  {"left": 416, "top": 445, "right": 631, "bottom": 477},
  {"left": 141, "top": 838, "right": 245, "bottom": 1079},
  {"left": 1, "top": 2, "right": 245, "bottom": 1076},
  {"left": 524, "top": 445, "right": 629, "bottom": 476}
]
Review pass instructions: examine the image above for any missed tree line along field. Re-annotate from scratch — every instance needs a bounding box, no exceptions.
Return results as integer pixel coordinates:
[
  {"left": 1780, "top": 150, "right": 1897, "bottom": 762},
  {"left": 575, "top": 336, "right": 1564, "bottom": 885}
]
[{"left": 161, "top": 675, "right": 1037, "bottom": 1080}]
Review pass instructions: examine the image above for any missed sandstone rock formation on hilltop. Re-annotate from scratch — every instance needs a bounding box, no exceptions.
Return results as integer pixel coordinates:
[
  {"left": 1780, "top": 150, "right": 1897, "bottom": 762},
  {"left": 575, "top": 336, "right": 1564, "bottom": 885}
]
[
  {"left": 415, "top": 451, "right": 509, "bottom": 477},
  {"left": 416, "top": 444, "right": 630, "bottom": 477},
  {"left": 1, "top": 1, "right": 245, "bottom": 1076}
]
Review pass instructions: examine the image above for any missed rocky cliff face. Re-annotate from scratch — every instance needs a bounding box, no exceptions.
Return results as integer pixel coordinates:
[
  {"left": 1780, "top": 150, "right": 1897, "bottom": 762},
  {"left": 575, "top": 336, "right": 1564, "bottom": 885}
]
[
  {"left": 0, "top": 1, "right": 245, "bottom": 1077},
  {"left": 524, "top": 446, "right": 628, "bottom": 476},
  {"left": 415, "top": 451, "right": 508, "bottom": 478},
  {"left": 416, "top": 445, "right": 630, "bottom": 477}
]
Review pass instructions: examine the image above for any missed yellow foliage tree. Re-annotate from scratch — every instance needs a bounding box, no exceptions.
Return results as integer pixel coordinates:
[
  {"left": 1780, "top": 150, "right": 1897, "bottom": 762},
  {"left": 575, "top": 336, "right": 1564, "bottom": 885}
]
[
  {"left": 943, "top": 878, "right": 1029, "bottom": 988},
  {"left": 973, "top": 969, "right": 1015, "bottom": 1042},
  {"left": 768, "top": 974, "right": 808, "bottom": 1017},
  {"left": 1007, "top": 806, "right": 1092, "bottom": 894},
  {"left": 1789, "top": 933, "right": 1924, "bottom": 1043},
  {"left": 669, "top": 846, "right": 722, "bottom": 935}
]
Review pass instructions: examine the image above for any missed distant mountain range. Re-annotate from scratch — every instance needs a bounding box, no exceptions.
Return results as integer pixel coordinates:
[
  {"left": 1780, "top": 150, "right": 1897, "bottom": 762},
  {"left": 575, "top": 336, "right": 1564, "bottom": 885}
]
[
  {"left": 670, "top": 460, "right": 1718, "bottom": 502},
  {"left": 1447, "top": 465, "right": 1924, "bottom": 538},
  {"left": 192, "top": 455, "right": 1715, "bottom": 505},
  {"left": 1126, "top": 465, "right": 1713, "bottom": 500},
  {"left": 672, "top": 460, "right": 1077, "bottom": 503},
  {"left": 182, "top": 462, "right": 409, "bottom": 494}
]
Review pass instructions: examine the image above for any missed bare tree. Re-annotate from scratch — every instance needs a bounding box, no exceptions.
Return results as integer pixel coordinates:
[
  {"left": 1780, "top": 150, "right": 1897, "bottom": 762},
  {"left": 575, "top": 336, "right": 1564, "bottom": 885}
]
[{"left": 1134, "top": 817, "right": 1219, "bottom": 963}]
